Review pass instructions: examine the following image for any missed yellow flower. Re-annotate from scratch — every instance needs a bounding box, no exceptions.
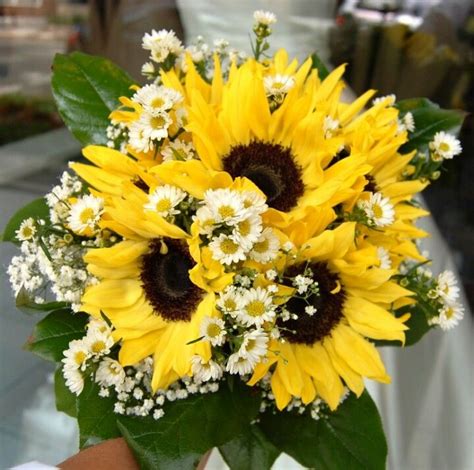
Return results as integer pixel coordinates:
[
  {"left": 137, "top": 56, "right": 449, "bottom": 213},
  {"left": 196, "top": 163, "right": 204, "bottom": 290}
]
[
  {"left": 160, "top": 53, "right": 373, "bottom": 225},
  {"left": 248, "top": 222, "right": 411, "bottom": 410}
]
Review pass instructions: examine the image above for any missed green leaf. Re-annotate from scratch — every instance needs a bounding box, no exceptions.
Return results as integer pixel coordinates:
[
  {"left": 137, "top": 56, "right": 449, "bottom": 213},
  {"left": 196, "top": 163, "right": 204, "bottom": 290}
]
[
  {"left": 396, "top": 98, "right": 466, "bottom": 153},
  {"left": 259, "top": 391, "right": 387, "bottom": 470},
  {"left": 219, "top": 424, "right": 280, "bottom": 470},
  {"left": 117, "top": 381, "right": 261, "bottom": 470},
  {"left": 1, "top": 198, "right": 49, "bottom": 244},
  {"left": 54, "top": 367, "right": 77, "bottom": 418},
  {"left": 51, "top": 52, "right": 134, "bottom": 145},
  {"left": 15, "top": 286, "right": 69, "bottom": 315},
  {"left": 26, "top": 309, "right": 88, "bottom": 362},
  {"left": 77, "top": 378, "right": 121, "bottom": 448},
  {"left": 311, "top": 52, "right": 330, "bottom": 80}
]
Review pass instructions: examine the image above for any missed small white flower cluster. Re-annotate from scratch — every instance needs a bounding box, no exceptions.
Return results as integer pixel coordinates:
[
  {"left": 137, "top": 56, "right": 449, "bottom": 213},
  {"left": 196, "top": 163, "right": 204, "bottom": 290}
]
[
  {"left": 142, "top": 29, "right": 183, "bottom": 66},
  {"left": 357, "top": 192, "right": 395, "bottom": 228},
  {"left": 106, "top": 121, "right": 129, "bottom": 152},
  {"left": 195, "top": 188, "right": 279, "bottom": 266},
  {"left": 128, "top": 84, "right": 186, "bottom": 154},
  {"left": 7, "top": 172, "right": 101, "bottom": 310},
  {"left": 263, "top": 74, "right": 295, "bottom": 108},
  {"left": 253, "top": 10, "right": 277, "bottom": 26},
  {"left": 429, "top": 131, "right": 462, "bottom": 161},
  {"left": 95, "top": 356, "right": 219, "bottom": 420},
  {"left": 429, "top": 270, "right": 464, "bottom": 330},
  {"left": 194, "top": 265, "right": 322, "bottom": 380},
  {"left": 62, "top": 319, "right": 115, "bottom": 395},
  {"left": 397, "top": 112, "right": 415, "bottom": 134}
]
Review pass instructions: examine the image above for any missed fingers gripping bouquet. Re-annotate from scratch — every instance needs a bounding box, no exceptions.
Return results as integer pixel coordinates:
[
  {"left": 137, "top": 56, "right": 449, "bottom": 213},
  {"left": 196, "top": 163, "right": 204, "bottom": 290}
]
[{"left": 3, "top": 10, "right": 466, "bottom": 469}]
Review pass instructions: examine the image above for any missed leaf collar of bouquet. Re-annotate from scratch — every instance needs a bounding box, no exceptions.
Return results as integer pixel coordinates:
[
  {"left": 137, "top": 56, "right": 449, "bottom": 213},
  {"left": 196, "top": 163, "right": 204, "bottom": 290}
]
[{"left": 3, "top": 9, "right": 466, "bottom": 470}]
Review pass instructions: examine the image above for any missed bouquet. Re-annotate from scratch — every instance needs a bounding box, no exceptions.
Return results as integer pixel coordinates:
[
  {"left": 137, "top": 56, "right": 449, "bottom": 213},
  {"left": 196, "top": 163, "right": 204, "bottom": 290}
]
[{"left": 3, "top": 10, "right": 466, "bottom": 469}]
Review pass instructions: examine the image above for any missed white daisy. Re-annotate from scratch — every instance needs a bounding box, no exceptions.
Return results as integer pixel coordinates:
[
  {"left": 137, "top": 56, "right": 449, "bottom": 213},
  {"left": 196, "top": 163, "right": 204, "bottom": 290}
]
[
  {"left": 16, "top": 218, "right": 36, "bottom": 241},
  {"left": 323, "top": 116, "right": 340, "bottom": 139},
  {"left": 161, "top": 139, "right": 195, "bottom": 162},
  {"left": 429, "top": 131, "right": 462, "bottom": 160},
  {"left": 194, "top": 205, "right": 217, "bottom": 236},
  {"left": 85, "top": 327, "right": 114, "bottom": 357},
  {"left": 141, "top": 61, "right": 155, "bottom": 77},
  {"left": 200, "top": 316, "right": 226, "bottom": 346},
  {"left": 402, "top": 112, "right": 415, "bottom": 132},
  {"left": 359, "top": 192, "right": 395, "bottom": 227},
  {"left": 128, "top": 120, "right": 153, "bottom": 153},
  {"left": 436, "top": 303, "right": 465, "bottom": 330},
  {"left": 372, "top": 94, "right": 396, "bottom": 106},
  {"left": 209, "top": 233, "right": 247, "bottom": 265},
  {"left": 62, "top": 339, "right": 90, "bottom": 371},
  {"left": 96, "top": 358, "right": 126, "bottom": 388},
  {"left": 436, "top": 270, "right": 460, "bottom": 305},
  {"left": 142, "top": 29, "right": 183, "bottom": 63},
  {"left": 240, "top": 190, "right": 268, "bottom": 214},
  {"left": 204, "top": 188, "right": 247, "bottom": 226},
  {"left": 144, "top": 184, "right": 186, "bottom": 218},
  {"left": 216, "top": 287, "right": 244, "bottom": 316},
  {"left": 264, "top": 74, "right": 295, "bottom": 98},
  {"left": 87, "top": 318, "right": 112, "bottom": 336},
  {"left": 253, "top": 10, "right": 277, "bottom": 26},
  {"left": 238, "top": 329, "right": 268, "bottom": 365},
  {"left": 231, "top": 213, "right": 263, "bottom": 250},
  {"left": 63, "top": 367, "right": 84, "bottom": 395},
  {"left": 191, "top": 355, "right": 223, "bottom": 382},
  {"left": 238, "top": 286, "right": 275, "bottom": 327},
  {"left": 67, "top": 194, "right": 103, "bottom": 235},
  {"left": 139, "top": 110, "right": 173, "bottom": 141},
  {"left": 249, "top": 228, "right": 280, "bottom": 263},
  {"left": 133, "top": 84, "right": 182, "bottom": 115},
  {"left": 226, "top": 353, "right": 254, "bottom": 376},
  {"left": 377, "top": 246, "right": 392, "bottom": 270}
]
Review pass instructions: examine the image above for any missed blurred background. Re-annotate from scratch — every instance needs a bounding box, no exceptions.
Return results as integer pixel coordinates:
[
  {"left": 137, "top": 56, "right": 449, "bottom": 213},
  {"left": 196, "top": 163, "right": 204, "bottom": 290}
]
[{"left": 0, "top": 0, "right": 472, "bottom": 468}]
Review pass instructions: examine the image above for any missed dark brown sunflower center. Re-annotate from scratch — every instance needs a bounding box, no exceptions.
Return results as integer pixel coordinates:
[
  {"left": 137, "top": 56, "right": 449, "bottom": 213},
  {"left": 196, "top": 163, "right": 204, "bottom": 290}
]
[
  {"left": 140, "top": 238, "right": 203, "bottom": 322},
  {"left": 222, "top": 141, "right": 304, "bottom": 212},
  {"left": 278, "top": 262, "right": 345, "bottom": 345}
]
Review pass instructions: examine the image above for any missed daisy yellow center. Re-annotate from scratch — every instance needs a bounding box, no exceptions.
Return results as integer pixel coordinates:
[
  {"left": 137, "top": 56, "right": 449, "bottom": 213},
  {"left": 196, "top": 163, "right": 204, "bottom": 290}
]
[
  {"left": 246, "top": 300, "right": 266, "bottom": 317},
  {"left": 151, "top": 115, "right": 167, "bottom": 129},
  {"left": 91, "top": 340, "right": 106, "bottom": 354},
  {"left": 372, "top": 204, "right": 383, "bottom": 219},
  {"left": 21, "top": 227, "right": 33, "bottom": 238},
  {"left": 224, "top": 299, "right": 236, "bottom": 310},
  {"left": 221, "top": 239, "right": 239, "bottom": 254},
  {"left": 156, "top": 198, "right": 172, "bottom": 212},
  {"left": 246, "top": 338, "right": 256, "bottom": 350},
  {"left": 445, "top": 307, "right": 454, "bottom": 318},
  {"left": 74, "top": 351, "right": 87, "bottom": 365},
  {"left": 218, "top": 205, "right": 235, "bottom": 219},
  {"left": 206, "top": 323, "right": 222, "bottom": 337},
  {"left": 253, "top": 239, "right": 269, "bottom": 253},
  {"left": 439, "top": 142, "right": 450, "bottom": 152},
  {"left": 238, "top": 219, "right": 251, "bottom": 236},
  {"left": 79, "top": 208, "right": 95, "bottom": 224},
  {"left": 151, "top": 97, "right": 165, "bottom": 108},
  {"left": 272, "top": 81, "right": 284, "bottom": 90}
]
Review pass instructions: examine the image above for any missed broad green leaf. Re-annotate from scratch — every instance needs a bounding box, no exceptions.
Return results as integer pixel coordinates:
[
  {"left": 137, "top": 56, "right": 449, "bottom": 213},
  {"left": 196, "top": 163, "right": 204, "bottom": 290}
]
[
  {"left": 1, "top": 198, "right": 49, "bottom": 244},
  {"left": 26, "top": 309, "right": 88, "bottom": 362},
  {"left": 16, "top": 286, "right": 68, "bottom": 315},
  {"left": 311, "top": 52, "right": 330, "bottom": 80},
  {"left": 259, "top": 391, "right": 387, "bottom": 470},
  {"left": 219, "top": 424, "right": 280, "bottom": 470},
  {"left": 396, "top": 98, "right": 465, "bottom": 153},
  {"left": 54, "top": 367, "right": 77, "bottom": 418},
  {"left": 117, "top": 381, "right": 261, "bottom": 470},
  {"left": 77, "top": 378, "right": 121, "bottom": 448},
  {"left": 51, "top": 52, "right": 134, "bottom": 145}
]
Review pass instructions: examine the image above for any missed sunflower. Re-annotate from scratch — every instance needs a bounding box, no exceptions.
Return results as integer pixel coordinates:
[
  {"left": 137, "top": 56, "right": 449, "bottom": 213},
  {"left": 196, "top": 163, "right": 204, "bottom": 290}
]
[
  {"left": 78, "top": 179, "right": 233, "bottom": 390},
  {"left": 154, "top": 52, "right": 375, "bottom": 226},
  {"left": 247, "top": 222, "right": 411, "bottom": 410}
]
